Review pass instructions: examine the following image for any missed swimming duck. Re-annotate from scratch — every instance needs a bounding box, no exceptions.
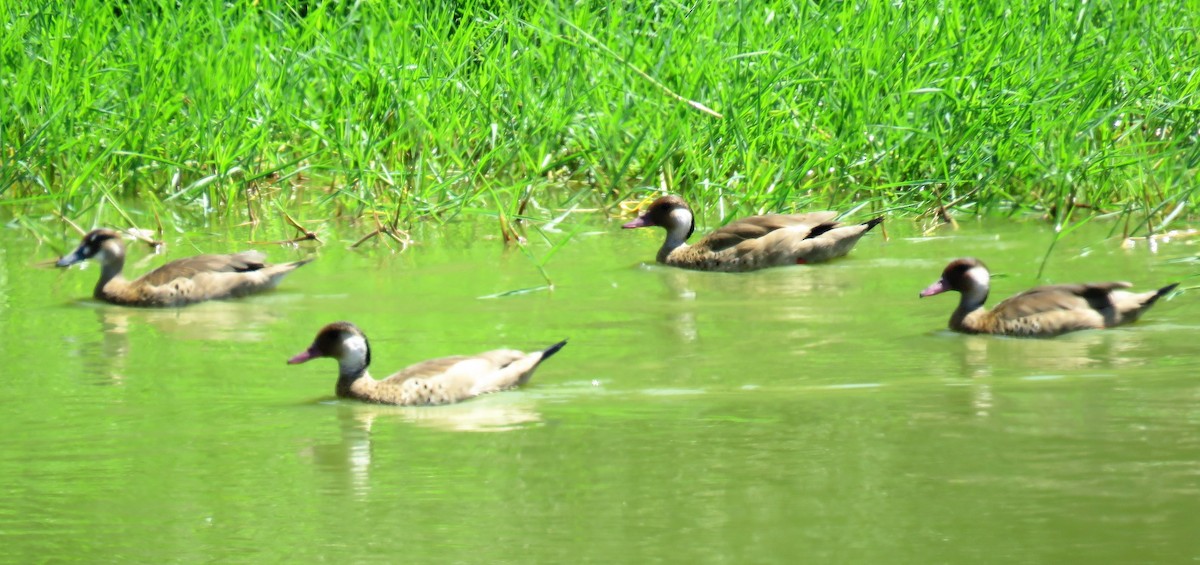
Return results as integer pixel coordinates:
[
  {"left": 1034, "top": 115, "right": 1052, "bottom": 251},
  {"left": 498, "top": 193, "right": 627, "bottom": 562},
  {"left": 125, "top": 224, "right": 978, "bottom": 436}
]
[
  {"left": 919, "top": 257, "right": 1178, "bottom": 337},
  {"left": 56, "top": 228, "right": 313, "bottom": 307},
  {"left": 621, "top": 195, "right": 883, "bottom": 272},
  {"left": 288, "top": 322, "right": 567, "bottom": 406}
]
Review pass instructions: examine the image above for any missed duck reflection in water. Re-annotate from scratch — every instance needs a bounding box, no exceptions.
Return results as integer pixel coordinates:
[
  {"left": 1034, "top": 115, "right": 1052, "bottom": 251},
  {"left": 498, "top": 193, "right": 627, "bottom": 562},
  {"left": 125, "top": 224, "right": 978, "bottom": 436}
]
[
  {"left": 930, "top": 331, "right": 1155, "bottom": 419},
  {"left": 645, "top": 264, "right": 865, "bottom": 346},
  {"left": 71, "top": 297, "right": 292, "bottom": 385},
  {"left": 96, "top": 296, "right": 289, "bottom": 342},
  {"left": 299, "top": 397, "right": 544, "bottom": 497},
  {"left": 957, "top": 328, "right": 1153, "bottom": 378}
]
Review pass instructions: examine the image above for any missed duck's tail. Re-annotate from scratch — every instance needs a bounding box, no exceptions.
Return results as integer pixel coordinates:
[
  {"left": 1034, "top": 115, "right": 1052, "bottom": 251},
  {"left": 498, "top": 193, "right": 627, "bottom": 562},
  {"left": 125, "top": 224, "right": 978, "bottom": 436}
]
[
  {"left": 863, "top": 216, "right": 885, "bottom": 232},
  {"left": 263, "top": 257, "right": 315, "bottom": 287},
  {"left": 539, "top": 339, "right": 569, "bottom": 363},
  {"left": 1148, "top": 283, "right": 1180, "bottom": 305},
  {"left": 475, "top": 340, "right": 569, "bottom": 394}
]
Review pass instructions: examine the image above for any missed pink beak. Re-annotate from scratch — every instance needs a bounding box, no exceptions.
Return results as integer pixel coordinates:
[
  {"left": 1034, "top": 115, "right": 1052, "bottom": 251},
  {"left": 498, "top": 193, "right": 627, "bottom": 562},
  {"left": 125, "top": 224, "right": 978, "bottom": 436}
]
[
  {"left": 622, "top": 216, "right": 651, "bottom": 229},
  {"left": 287, "top": 347, "right": 318, "bottom": 365},
  {"left": 919, "top": 279, "right": 948, "bottom": 298}
]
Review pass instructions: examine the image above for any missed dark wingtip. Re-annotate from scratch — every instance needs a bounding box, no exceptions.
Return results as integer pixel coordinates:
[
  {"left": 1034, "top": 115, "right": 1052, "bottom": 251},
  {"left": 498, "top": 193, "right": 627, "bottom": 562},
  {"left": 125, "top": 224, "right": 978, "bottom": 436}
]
[
  {"left": 293, "top": 257, "right": 316, "bottom": 268},
  {"left": 804, "top": 222, "right": 838, "bottom": 240},
  {"left": 540, "top": 339, "right": 568, "bottom": 361},
  {"left": 1155, "top": 283, "right": 1180, "bottom": 300},
  {"left": 863, "top": 216, "right": 885, "bottom": 231}
]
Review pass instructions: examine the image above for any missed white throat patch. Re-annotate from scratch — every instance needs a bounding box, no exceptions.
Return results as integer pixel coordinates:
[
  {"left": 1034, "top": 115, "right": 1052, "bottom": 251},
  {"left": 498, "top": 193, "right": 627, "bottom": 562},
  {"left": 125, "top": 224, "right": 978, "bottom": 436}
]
[
  {"left": 965, "top": 266, "right": 990, "bottom": 289},
  {"left": 667, "top": 208, "right": 694, "bottom": 242},
  {"left": 963, "top": 266, "right": 991, "bottom": 304},
  {"left": 342, "top": 334, "right": 369, "bottom": 366}
]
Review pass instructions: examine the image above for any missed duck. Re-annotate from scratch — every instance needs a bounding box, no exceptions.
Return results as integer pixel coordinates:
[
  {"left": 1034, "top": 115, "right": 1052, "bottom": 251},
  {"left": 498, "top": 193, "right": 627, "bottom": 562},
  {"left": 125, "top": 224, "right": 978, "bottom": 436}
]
[
  {"left": 621, "top": 195, "right": 883, "bottom": 272},
  {"left": 919, "top": 257, "right": 1178, "bottom": 337},
  {"left": 287, "top": 321, "right": 567, "bottom": 406},
  {"left": 55, "top": 228, "right": 313, "bottom": 307}
]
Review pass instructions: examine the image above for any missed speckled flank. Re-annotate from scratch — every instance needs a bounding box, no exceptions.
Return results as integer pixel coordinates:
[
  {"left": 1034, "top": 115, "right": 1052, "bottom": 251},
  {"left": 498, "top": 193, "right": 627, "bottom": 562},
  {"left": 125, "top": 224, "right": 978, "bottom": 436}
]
[
  {"left": 351, "top": 350, "right": 557, "bottom": 405},
  {"left": 56, "top": 229, "right": 312, "bottom": 307}
]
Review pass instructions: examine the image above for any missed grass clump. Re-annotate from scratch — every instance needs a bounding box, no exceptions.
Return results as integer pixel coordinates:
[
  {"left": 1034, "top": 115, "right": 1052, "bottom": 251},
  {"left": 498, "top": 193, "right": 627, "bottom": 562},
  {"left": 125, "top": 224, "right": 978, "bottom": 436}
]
[{"left": 1, "top": 0, "right": 1197, "bottom": 236}]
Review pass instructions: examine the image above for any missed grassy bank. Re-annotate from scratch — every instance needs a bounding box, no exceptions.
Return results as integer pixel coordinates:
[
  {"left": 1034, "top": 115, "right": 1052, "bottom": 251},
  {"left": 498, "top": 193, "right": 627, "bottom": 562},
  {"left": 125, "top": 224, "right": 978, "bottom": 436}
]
[{"left": 2, "top": 0, "right": 1198, "bottom": 238}]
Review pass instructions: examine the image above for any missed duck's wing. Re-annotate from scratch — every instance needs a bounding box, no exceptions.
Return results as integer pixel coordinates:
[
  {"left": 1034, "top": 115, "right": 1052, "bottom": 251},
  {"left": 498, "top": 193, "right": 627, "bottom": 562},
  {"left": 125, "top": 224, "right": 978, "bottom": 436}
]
[
  {"left": 694, "top": 212, "right": 839, "bottom": 253},
  {"left": 380, "top": 355, "right": 473, "bottom": 384},
  {"left": 689, "top": 216, "right": 878, "bottom": 270},
  {"left": 990, "top": 282, "right": 1132, "bottom": 325},
  {"left": 136, "top": 251, "right": 269, "bottom": 286}
]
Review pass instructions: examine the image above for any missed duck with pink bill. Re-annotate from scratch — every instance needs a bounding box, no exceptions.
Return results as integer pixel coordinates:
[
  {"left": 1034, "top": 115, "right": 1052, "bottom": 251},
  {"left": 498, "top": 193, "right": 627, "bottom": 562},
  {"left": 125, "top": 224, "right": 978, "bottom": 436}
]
[
  {"left": 56, "top": 228, "right": 313, "bottom": 307},
  {"left": 288, "top": 322, "right": 567, "bottom": 406},
  {"left": 919, "top": 257, "right": 1178, "bottom": 337},
  {"left": 622, "top": 195, "right": 882, "bottom": 272}
]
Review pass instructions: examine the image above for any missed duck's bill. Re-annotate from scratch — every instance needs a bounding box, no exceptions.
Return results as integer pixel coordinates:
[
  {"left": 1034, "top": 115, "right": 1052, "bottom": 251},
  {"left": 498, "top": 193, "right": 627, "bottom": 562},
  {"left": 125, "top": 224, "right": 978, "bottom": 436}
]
[
  {"left": 919, "top": 279, "right": 948, "bottom": 298},
  {"left": 287, "top": 347, "right": 318, "bottom": 364},
  {"left": 621, "top": 216, "right": 651, "bottom": 229},
  {"left": 55, "top": 246, "right": 87, "bottom": 268}
]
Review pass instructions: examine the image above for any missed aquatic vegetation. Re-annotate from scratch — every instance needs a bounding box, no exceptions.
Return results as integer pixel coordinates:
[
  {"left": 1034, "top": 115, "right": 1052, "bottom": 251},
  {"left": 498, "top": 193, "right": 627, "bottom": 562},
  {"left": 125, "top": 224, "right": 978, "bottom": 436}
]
[{"left": 2, "top": 0, "right": 1197, "bottom": 236}]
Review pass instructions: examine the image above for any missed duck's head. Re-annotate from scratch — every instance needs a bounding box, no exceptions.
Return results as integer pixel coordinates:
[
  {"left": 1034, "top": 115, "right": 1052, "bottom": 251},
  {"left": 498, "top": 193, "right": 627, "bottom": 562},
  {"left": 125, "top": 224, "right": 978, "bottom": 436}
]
[
  {"left": 920, "top": 258, "right": 991, "bottom": 304},
  {"left": 621, "top": 195, "right": 695, "bottom": 242},
  {"left": 288, "top": 321, "right": 371, "bottom": 374},
  {"left": 56, "top": 229, "right": 126, "bottom": 268}
]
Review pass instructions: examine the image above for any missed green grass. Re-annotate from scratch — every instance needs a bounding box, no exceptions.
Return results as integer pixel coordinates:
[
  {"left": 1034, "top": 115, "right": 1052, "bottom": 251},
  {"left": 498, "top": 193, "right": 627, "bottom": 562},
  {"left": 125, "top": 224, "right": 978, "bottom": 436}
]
[{"left": 2, "top": 0, "right": 1198, "bottom": 237}]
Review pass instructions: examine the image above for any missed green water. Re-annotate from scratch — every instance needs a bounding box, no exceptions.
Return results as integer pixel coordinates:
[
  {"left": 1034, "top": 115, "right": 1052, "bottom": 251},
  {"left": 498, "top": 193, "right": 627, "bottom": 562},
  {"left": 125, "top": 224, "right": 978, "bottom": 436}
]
[{"left": 2, "top": 219, "right": 1198, "bottom": 563}]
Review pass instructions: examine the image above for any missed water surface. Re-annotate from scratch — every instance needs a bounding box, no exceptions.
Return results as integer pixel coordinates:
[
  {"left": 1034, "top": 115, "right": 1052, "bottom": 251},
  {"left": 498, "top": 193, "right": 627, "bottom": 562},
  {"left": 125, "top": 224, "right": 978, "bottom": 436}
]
[{"left": 1, "top": 218, "right": 1197, "bottom": 562}]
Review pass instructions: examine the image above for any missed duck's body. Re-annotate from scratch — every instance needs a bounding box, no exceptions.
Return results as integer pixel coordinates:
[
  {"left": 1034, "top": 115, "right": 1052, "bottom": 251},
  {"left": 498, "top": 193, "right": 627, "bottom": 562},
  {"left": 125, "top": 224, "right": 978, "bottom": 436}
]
[
  {"left": 56, "top": 229, "right": 312, "bottom": 307},
  {"left": 920, "top": 258, "right": 1177, "bottom": 337},
  {"left": 288, "top": 322, "right": 566, "bottom": 406},
  {"left": 622, "top": 196, "right": 882, "bottom": 272}
]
